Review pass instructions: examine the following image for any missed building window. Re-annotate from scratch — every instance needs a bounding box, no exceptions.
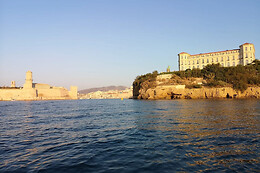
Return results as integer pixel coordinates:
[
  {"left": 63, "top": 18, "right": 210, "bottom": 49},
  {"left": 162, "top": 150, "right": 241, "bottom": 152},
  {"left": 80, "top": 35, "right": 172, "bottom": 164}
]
[
  {"left": 216, "top": 57, "right": 218, "bottom": 62},
  {"left": 193, "top": 66, "right": 195, "bottom": 69},
  {"left": 228, "top": 62, "right": 230, "bottom": 67},
  {"left": 202, "top": 65, "right": 205, "bottom": 68},
  {"left": 246, "top": 53, "right": 248, "bottom": 58},
  {"left": 233, "top": 56, "right": 235, "bottom": 60},
  {"left": 250, "top": 47, "right": 251, "bottom": 51},
  {"left": 188, "top": 61, "right": 190, "bottom": 65},
  {"left": 207, "top": 59, "right": 209, "bottom": 63},
  {"left": 197, "top": 65, "right": 199, "bottom": 68},
  {"left": 227, "top": 56, "right": 229, "bottom": 61},
  {"left": 193, "top": 61, "right": 194, "bottom": 64},
  {"left": 202, "top": 59, "right": 204, "bottom": 63},
  {"left": 212, "top": 58, "right": 214, "bottom": 63},
  {"left": 221, "top": 63, "right": 224, "bottom": 66},
  {"left": 246, "top": 60, "right": 248, "bottom": 64},
  {"left": 197, "top": 60, "right": 199, "bottom": 64},
  {"left": 245, "top": 47, "right": 247, "bottom": 51},
  {"left": 233, "top": 62, "right": 235, "bottom": 66},
  {"left": 221, "top": 57, "right": 223, "bottom": 61}
]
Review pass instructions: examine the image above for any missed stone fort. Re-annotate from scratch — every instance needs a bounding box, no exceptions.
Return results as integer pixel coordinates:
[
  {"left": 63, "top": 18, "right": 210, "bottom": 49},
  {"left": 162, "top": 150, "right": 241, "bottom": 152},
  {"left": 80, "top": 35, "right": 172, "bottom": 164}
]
[
  {"left": 178, "top": 43, "right": 255, "bottom": 71},
  {"left": 0, "top": 71, "right": 78, "bottom": 101}
]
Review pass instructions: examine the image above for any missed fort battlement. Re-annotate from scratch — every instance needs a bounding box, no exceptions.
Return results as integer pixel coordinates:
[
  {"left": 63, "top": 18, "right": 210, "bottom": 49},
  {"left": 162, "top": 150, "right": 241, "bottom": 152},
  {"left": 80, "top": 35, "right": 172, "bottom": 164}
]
[{"left": 0, "top": 71, "right": 78, "bottom": 101}]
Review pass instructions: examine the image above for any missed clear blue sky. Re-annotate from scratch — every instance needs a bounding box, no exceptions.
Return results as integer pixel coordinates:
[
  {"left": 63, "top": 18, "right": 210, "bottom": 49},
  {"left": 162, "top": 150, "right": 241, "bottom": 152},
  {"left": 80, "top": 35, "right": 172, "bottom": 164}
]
[{"left": 1, "top": 0, "right": 259, "bottom": 90}]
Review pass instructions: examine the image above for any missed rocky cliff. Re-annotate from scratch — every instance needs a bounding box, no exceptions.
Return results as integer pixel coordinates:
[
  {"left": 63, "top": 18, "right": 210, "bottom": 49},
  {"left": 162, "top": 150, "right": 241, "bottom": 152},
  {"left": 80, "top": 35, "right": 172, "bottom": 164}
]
[
  {"left": 137, "top": 85, "right": 260, "bottom": 99},
  {"left": 133, "top": 72, "right": 260, "bottom": 99}
]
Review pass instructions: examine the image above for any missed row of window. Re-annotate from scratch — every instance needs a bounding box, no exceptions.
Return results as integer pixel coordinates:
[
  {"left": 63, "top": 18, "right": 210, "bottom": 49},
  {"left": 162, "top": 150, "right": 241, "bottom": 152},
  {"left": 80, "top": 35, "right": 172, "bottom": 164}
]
[
  {"left": 189, "top": 53, "right": 240, "bottom": 59},
  {"left": 182, "top": 59, "right": 253, "bottom": 70},
  {"left": 181, "top": 53, "right": 254, "bottom": 65},
  {"left": 181, "top": 56, "right": 240, "bottom": 65},
  {"left": 180, "top": 51, "right": 240, "bottom": 59}
]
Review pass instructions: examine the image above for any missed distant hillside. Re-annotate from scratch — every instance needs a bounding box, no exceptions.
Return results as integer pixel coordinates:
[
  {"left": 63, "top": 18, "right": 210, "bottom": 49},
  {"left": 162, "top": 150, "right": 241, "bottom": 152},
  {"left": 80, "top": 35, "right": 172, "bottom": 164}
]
[{"left": 79, "top": 86, "right": 128, "bottom": 94}]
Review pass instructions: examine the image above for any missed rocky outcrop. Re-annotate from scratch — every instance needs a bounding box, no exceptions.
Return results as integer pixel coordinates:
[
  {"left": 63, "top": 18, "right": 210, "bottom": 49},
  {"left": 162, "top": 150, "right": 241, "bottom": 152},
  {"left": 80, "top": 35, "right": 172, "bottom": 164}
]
[{"left": 136, "top": 86, "right": 260, "bottom": 99}]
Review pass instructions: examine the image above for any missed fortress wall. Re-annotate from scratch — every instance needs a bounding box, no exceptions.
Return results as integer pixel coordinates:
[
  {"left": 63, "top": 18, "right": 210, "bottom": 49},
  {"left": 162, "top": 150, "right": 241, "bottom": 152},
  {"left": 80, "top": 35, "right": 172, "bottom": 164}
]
[
  {"left": 1, "top": 71, "right": 78, "bottom": 101},
  {"left": 69, "top": 86, "right": 78, "bottom": 99},
  {"left": 0, "top": 88, "right": 37, "bottom": 101},
  {"left": 37, "top": 88, "right": 69, "bottom": 99},
  {"left": 21, "top": 89, "right": 37, "bottom": 99},
  {"left": 0, "top": 89, "right": 23, "bottom": 101},
  {"left": 34, "top": 83, "right": 51, "bottom": 89},
  {"left": 157, "top": 74, "right": 173, "bottom": 80}
]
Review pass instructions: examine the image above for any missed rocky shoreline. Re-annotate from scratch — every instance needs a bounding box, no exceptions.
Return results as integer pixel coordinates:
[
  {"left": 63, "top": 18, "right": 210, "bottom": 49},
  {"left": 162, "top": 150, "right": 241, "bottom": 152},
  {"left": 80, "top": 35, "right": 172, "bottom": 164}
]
[{"left": 134, "top": 86, "right": 260, "bottom": 100}]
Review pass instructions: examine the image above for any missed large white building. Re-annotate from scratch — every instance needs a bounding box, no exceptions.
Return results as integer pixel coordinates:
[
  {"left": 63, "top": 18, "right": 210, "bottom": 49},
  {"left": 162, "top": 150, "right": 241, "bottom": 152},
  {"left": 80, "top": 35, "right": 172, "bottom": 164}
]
[{"left": 178, "top": 43, "right": 255, "bottom": 71}]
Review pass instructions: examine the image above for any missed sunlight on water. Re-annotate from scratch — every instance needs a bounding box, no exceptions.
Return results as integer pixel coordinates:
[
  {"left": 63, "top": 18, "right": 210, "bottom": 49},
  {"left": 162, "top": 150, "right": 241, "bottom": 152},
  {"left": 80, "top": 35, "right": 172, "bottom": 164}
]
[{"left": 0, "top": 99, "right": 259, "bottom": 172}]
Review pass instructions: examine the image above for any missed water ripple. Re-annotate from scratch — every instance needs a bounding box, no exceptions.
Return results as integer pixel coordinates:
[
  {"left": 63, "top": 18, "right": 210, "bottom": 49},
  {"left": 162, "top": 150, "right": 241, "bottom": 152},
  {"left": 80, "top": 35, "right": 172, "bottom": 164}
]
[{"left": 0, "top": 99, "right": 259, "bottom": 172}]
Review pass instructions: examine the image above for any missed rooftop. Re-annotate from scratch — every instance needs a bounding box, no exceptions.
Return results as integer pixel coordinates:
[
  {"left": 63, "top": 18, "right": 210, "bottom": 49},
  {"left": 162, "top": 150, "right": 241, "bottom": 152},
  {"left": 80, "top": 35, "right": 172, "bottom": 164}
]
[
  {"left": 190, "top": 49, "right": 240, "bottom": 56},
  {"left": 179, "top": 43, "right": 253, "bottom": 57}
]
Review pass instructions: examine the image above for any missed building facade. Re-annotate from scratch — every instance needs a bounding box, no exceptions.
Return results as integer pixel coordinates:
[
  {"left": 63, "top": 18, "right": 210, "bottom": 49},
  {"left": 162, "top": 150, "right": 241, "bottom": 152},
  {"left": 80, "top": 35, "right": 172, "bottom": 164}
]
[{"left": 178, "top": 43, "right": 255, "bottom": 71}]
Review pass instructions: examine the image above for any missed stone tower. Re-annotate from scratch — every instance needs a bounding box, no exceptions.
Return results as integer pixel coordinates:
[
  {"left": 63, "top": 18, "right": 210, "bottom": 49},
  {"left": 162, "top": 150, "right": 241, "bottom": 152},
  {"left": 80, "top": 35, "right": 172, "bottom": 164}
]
[
  {"left": 239, "top": 43, "right": 255, "bottom": 66},
  {"left": 11, "top": 81, "right": 16, "bottom": 87},
  {"left": 69, "top": 86, "right": 78, "bottom": 99},
  {"left": 23, "top": 71, "right": 33, "bottom": 89}
]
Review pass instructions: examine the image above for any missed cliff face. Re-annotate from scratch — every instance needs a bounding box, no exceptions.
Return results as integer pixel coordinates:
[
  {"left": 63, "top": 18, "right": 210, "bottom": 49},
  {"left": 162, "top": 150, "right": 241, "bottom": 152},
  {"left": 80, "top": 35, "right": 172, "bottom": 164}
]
[
  {"left": 133, "top": 74, "right": 260, "bottom": 99},
  {"left": 137, "top": 86, "right": 260, "bottom": 99},
  {"left": 133, "top": 61, "right": 260, "bottom": 99}
]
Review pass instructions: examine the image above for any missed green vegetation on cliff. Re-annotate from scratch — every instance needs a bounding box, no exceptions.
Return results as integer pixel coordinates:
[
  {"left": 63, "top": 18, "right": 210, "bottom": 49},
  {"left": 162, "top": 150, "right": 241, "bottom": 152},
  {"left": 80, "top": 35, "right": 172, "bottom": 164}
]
[
  {"left": 133, "top": 60, "right": 260, "bottom": 97},
  {"left": 133, "top": 71, "right": 158, "bottom": 98}
]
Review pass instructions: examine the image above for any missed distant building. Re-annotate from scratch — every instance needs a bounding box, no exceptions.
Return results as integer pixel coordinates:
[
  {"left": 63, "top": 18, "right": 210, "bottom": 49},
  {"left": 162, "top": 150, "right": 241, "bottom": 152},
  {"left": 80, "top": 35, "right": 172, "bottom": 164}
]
[
  {"left": 0, "top": 71, "right": 78, "bottom": 101},
  {"left": 178, "top": 43, "right": 255, "bottom": 71},
  {"left": 80, "top": 86, "right": 133, "bottom": 99},
  {"left": 11, "top": 81, "right": 16, "bottom": 88}
]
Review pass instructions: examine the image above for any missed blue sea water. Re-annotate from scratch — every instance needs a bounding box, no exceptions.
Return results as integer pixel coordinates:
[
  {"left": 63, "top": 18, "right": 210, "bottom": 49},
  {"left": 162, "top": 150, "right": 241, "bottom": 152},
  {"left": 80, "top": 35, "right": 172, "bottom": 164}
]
[{"left": 0, "top": 99, "right": 259, "bottom": 172}]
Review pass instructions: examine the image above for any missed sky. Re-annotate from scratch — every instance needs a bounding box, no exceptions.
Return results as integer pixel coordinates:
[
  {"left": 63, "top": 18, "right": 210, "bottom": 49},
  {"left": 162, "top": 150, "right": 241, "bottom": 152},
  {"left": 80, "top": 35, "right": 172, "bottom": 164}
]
[{"left": 1, "top": 0, "right": 260, "bottom": 90}]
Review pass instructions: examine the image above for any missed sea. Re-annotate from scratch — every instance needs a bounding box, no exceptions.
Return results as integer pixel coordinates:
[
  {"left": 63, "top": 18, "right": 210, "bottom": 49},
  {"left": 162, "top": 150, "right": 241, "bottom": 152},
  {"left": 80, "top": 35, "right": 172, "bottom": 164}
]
[{"left": 0, "top": 99, "right": 259, "bottom": 172}]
